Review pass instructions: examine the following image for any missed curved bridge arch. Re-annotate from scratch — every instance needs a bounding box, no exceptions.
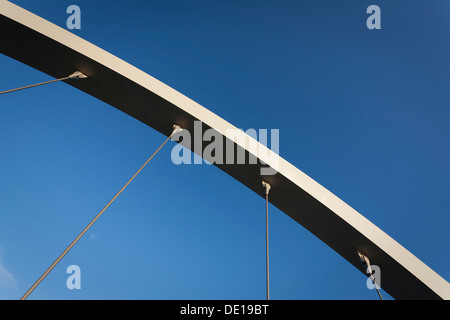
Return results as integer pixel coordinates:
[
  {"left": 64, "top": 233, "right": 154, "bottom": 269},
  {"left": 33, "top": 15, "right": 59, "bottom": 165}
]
[{"left": 1, "top": 1, "right": 449, "bottom": 299}]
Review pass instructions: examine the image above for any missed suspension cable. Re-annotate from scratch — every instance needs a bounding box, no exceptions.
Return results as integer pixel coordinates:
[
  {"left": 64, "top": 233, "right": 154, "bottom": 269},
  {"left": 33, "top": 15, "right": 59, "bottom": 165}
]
[
  {"left": 20, "top": 125, "right": 183, "bottom": 300},
  {"left": 0, "top": 71, "right": 87, "bottom": 96},
  {"left": 262, "top": 181, "right": 271, "bottom": 300},
  {"left": 357, "top": 250, "right": 384, "bottom": 300}
]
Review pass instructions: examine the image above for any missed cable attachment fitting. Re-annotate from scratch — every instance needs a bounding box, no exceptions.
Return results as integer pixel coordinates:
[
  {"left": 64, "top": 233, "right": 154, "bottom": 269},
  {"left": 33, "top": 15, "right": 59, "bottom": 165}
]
[
  {"left": 262, "top": 181, "right": 271, "bottom": 195},
  {"left": 172, "top": 124, "right": 183, "bottom": 135},
  {"left": 68, "top": 71, "right": 88, "bottom": 79},
  {"left": 357, "top": 250, "right": 373, "bottom": 274}
]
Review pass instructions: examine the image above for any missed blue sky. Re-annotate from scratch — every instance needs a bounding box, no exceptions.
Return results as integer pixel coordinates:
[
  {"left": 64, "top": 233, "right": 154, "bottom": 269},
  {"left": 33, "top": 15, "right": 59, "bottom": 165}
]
[{"left": 0, "top": 0, "right": 449, "bottom": 300}]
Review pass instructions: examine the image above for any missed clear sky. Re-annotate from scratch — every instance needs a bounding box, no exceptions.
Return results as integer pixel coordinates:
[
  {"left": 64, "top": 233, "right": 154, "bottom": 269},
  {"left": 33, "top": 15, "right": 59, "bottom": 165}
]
[{"left": 0, "top": 0, "right": 449, "bottom": 300}]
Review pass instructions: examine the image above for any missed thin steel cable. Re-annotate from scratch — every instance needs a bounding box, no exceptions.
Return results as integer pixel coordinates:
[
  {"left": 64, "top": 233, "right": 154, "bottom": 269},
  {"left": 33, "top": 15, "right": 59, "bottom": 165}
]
[
  {"left": 370, "top": 273, "right": 383, "bottom": 300},
  {"left": 20, "top": 132, "right": 175, "bottom": 300},
  {"left": 0, "top": 72, "right": 86, "bottom": 96},
  {"left": 266, "top": 191, "right": 270, "bottom": 300},
  {"left": 0, "top": 77, "right": 71, "bottom": 96},
  {"left": 0, "top": 77, "right": 70, "bottom": 95},
  {"left": 376, "top": 285, "right": 383, "bottom": 300}
]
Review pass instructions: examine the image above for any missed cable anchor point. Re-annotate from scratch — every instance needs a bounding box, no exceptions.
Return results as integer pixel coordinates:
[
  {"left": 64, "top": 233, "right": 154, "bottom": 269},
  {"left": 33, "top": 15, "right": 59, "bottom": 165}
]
[
  {"left": 262, "top": 181, "right": 271, "bottom": 195},
  {"left": 68, "top": 71, "right": 88, "bottom": 79},
  {"left": 172, "top": 124, "right": 183, "bottom": 135}
]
